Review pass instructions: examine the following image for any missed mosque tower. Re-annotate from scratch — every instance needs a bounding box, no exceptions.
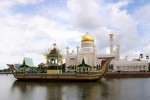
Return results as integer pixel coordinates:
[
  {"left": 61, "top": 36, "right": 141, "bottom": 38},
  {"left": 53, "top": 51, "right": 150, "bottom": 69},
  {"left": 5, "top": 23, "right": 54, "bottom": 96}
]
[
  {"left": 65, "top": 46, "right": 69, "bottom": 67},
  {"left": 109, "top": 33, "right": 120, "bottom": 61},
  {"left": 116, "top": 44, "right": 120, "bottom": 61},
  {"left": 109, "top": 33, "right": 114, "bottom": 54}
]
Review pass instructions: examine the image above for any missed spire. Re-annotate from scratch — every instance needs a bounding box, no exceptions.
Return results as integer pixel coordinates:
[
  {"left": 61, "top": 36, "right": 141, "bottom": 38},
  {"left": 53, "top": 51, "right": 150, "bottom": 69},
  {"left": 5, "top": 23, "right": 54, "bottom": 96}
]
[
  {"left": 81, "top": 58, "right": 86, "bottom": 65},
  {"left": 77, "top": 57, "right": 91, "bottom": 68},
  {"left": 53, "top": 41, "right": 56, "bottom": 48}
]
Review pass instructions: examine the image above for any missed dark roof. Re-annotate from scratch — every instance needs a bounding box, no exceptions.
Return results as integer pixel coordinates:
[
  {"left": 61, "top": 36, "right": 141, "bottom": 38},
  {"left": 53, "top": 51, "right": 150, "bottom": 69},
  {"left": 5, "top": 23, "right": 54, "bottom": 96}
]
[
  {"left": 47, "top": 48, "right": 62, "bottom": 58},
  {"left": 77, "top": 58, "right": 91, "bottom": 67}
]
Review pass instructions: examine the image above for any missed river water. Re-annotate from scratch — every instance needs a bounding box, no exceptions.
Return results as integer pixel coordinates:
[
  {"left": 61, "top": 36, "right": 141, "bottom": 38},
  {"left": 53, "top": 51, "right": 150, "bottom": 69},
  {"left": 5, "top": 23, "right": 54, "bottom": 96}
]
[{"left": 0, "top": 74, "right": 150, "bottom": 100}]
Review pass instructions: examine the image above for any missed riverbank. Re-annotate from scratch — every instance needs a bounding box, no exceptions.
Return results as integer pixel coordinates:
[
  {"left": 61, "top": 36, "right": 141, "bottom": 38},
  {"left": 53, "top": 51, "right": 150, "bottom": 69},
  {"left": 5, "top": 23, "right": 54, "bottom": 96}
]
[
  {"left": 0, "top": 72, "right": 12, "bottom": 74},
  {"left": 105, "top": 72, "right": 150, "bottom": 78}
]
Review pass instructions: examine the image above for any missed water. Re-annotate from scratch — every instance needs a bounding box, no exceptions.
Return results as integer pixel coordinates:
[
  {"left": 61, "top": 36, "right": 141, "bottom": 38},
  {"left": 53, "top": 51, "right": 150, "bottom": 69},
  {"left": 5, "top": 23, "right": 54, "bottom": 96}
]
[{"left": 0, "top": 74, "right": 150, "bottom": 100}]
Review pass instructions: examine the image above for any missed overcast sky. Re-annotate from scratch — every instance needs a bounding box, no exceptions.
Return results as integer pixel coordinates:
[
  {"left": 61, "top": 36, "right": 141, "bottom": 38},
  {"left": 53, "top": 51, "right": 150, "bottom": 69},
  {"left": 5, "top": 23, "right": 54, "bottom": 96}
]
[{"left": 0, "top": 0, "right": 150, "bottom": 69}]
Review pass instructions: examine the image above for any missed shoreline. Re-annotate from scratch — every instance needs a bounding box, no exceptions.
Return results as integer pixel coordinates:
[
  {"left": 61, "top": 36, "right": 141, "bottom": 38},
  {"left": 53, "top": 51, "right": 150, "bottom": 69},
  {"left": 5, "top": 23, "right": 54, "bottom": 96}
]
[
  {"left": 105, "top": 72, "right": 150, "bottom": 78},
  {"left": 0, "top": 72, "right": 12, "bottom": 74}
]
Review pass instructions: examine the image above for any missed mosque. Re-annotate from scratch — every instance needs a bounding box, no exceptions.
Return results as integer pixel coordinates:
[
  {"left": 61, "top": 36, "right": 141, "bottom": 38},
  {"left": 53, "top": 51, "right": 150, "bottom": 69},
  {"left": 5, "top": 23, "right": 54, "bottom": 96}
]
[
  {"left": 65, "top": 32, "right": 104, "bottom": 72},
  {"left": 65, "top": 32, "right": 149, "bottom": 72}
]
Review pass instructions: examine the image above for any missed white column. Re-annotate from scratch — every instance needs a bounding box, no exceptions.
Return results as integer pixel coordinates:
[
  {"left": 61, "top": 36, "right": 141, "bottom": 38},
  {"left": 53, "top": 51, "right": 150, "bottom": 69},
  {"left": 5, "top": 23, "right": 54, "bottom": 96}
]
[
  {"left": 65, "top": 46, "right": 69, "bottom": 71},
  {"left": 93, "top": 45, "right": 96, "bottom": 67},
  {"left": 125, "top": 56, "right": 128, "bottom": 61},
  {"left": 76, "top": 46, "right": 79, "bottom": 65},
  {"left": 109, "top": 33, "right": 114, "bottom": 54},
  {"left": 116, "top": 44, "right": 120, "bottom": 61}
]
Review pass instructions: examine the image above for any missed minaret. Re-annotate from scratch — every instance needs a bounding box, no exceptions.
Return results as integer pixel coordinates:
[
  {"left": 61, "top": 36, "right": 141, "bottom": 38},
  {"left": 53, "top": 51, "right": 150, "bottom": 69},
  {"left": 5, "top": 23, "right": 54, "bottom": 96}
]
[
  {"left": 116, "top": 44, "right": 120, "bottom": 61},
  {"left": 93, "top": 45, "right": 96, "bottom": 67},
  {"left": 76, "top": 46, "right": 79, "bottom": 65},
  {"left": 109, "top": 33, "right": 114, "bottom": 54},
  {"left": 125, "top": 56, "right": 128, "bottom": 61},
  {"left": 65, "top": 46, "right": 69, "bottom": 69}
]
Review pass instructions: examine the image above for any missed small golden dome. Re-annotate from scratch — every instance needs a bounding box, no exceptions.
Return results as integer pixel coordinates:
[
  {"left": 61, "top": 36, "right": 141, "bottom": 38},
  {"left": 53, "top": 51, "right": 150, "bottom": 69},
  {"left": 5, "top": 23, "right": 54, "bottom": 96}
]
[
  {"left": 109, "top": 32, "right": 114, "bottom": 36},
  {"left": 81, "top": 32, "right": 94, "bottom": 42}
]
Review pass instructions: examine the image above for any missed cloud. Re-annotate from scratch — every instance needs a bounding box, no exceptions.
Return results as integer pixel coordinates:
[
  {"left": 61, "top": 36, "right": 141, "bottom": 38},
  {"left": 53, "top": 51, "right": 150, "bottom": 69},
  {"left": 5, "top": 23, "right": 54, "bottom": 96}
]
[
  {"left": 0, "top": 0, "right": 44, "bottom": 7},
  {"left": 133, "top": 3, "right": 150, "bottom": 26},
  {"left": 67, "top": 0, "right": 139, "bottom": 53},
  {"left": 0, "top": 13, "right": 83, "bottom": 68},
  {"left": 133, "top": 3, "right": 150, "bottom": 35},
  {"left": 1, "top": 0, "right": 150, "bottom": 69},
  {"left": 132, "top": 3, "right": 150, "bottom": 57},
  {"left": 0, "top": 1, "right": 83, "bottom": 69},
  {"left": 67, "top": 0, "right": 101, "bottom": 30}
]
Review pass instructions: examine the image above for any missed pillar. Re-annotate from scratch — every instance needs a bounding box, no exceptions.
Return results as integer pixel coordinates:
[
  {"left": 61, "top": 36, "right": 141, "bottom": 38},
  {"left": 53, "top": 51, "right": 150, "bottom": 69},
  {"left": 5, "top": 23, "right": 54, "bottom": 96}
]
[
  {"left": 65, "top": 46, "right": 69, "bottom": 71},
  {"left": 109, "top": 33, "right": 114, "bottom": 54},
  {"left": 76, "top": 46, "right": 79, "bottom": 65},
  {"left": 93, "top": 45, "right": 96, "bottom": 67},
  {"left": 116, "top": 44, "right": 120, "bottom": 61}
]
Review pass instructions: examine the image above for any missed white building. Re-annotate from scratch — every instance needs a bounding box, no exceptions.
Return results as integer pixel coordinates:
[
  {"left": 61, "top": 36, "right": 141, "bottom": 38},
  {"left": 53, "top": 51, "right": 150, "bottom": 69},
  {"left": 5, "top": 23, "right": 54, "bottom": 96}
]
[
  {"left": 113, "top": 60, "right": 148, "bottom": 72},
  {"left": 109, "top": 33, "right": 149, "bottom": 72},
  {"left": 65, "top": 32, "right": 110, "bottom": 71},
  {"left": 65, "top": 32, "right": 149, "bottom": 72}
]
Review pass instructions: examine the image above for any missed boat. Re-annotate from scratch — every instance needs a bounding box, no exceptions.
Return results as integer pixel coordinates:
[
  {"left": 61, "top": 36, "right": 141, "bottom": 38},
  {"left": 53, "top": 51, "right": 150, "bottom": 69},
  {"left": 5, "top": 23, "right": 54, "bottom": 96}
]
[
  {"left": 7, "top": 57, "right": 114, "bottom": 81},
  {"left": 7, "top": 33, "right": 115, "bottom": 81}
]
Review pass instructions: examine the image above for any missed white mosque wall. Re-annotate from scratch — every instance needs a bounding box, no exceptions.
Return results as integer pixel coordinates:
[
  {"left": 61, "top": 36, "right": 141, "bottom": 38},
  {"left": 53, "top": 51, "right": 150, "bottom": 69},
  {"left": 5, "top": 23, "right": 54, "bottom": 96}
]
[
  {"left": 113, "top": 60, "right": 149, "bottom": 72},
  {"left": 66, "top": 52, "right": 95, "bottom": 66},
  {"left": 79, "top": 53, "right": 94, "bottom": 66},
  {"left": 81, "top": 41, "right": 94, "bottom": 48},
  {"left": 66, "top": 52, "right": 77, "bottom": 67}
]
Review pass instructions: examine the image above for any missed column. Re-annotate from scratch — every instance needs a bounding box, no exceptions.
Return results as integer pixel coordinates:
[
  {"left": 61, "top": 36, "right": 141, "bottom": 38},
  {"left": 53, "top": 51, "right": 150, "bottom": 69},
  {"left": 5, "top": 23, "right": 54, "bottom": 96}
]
[
  {"left": 116, "top": 44, "right": 120, "bottom": 61},
  {"left": 65, "top": 46, "right": 69, "bottom": 71},
  {"left": 93, "top": 45, "right": 96, "bottom": 69},
  {"left": 109, "top": 33, "right": 114, "bottom": 54},
  {"left": 76, "top": 46, "right": 79, "bottom": 65}
]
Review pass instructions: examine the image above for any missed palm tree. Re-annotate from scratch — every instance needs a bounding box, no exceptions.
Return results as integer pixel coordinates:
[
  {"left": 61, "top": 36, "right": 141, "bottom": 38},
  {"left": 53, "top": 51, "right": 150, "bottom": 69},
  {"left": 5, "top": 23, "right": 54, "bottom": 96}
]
[{"left": 139, "top": 54, "right": 143, "bottom": 60}]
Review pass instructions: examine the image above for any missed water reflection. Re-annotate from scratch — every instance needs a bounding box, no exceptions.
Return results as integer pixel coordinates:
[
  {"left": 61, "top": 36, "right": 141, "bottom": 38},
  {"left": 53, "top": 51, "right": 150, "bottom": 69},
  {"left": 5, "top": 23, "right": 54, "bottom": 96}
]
[
  {"left": 6, "top": 77, "right": 150, "bottom": 100},
  {"left": 12, "top": 80, "right": 110, "bottom": 100}
]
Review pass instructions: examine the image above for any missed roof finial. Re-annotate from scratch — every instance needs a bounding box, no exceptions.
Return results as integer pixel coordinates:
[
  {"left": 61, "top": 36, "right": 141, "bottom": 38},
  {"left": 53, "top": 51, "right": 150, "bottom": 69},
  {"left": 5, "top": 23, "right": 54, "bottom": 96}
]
[
  {"left": 53, "top": 40, "right": 56, "bottom": 48},
  {"left": 109, "top": 32, "right": 114, "bottom": 36}
]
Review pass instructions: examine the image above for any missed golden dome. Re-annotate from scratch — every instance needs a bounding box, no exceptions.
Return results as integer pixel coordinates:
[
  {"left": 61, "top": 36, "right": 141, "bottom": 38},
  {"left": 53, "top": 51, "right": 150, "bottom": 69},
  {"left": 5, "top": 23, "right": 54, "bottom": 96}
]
[
  {"left": 81, "top": 32, "right": 94, "bottom": 42},
  {"left": 109, "top": 32, "right": 114, "bottom": 36}
]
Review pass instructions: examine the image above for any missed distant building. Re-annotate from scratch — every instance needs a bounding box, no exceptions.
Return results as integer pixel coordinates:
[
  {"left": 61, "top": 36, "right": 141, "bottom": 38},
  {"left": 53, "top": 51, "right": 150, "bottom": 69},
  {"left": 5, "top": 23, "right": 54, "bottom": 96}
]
[
  {"left": 113, "top": 60, "right": 148, "bottom": 72},
  {"left": 108, "top": 33, "right": 149, "bottom": 72}
]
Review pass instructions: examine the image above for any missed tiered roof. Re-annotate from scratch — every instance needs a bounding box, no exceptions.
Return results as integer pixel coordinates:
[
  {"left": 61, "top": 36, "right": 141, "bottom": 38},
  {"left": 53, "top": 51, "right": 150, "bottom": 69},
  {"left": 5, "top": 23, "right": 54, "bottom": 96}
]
[{"left": 47, "top": 47, "right": 62, "bottom": 58}]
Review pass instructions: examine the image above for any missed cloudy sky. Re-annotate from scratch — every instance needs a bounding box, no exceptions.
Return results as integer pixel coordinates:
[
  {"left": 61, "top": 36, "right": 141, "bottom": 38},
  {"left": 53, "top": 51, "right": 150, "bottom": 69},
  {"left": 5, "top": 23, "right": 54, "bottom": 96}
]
[{"left": 0, "top": 0, "right": 150, "bottom": 69}]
